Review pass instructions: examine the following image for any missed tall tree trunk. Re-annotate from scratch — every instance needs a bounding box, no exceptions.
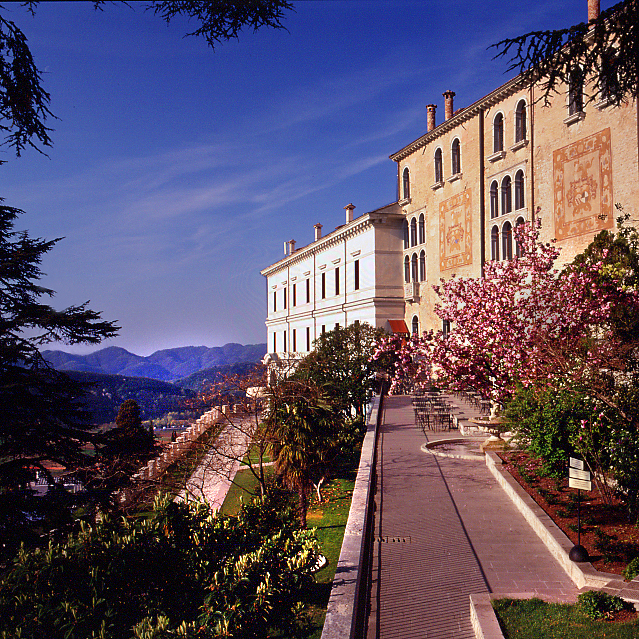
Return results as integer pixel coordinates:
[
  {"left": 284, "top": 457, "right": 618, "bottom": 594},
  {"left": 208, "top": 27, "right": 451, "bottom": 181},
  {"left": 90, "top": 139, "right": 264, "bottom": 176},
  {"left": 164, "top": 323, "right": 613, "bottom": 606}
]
[{"left": 298, "top": 488, "right": 308, "bottom": 528}]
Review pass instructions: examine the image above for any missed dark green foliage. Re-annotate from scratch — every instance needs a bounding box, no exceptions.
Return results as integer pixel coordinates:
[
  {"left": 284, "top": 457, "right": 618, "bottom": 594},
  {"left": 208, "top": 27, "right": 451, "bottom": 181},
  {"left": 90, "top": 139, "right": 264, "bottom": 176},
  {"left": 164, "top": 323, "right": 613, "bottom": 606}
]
[
  {"left": 492, "top": 0, "right": 638, "bottom": 107},
  {"left": 67, "top": 370, "right": 197, "bottom": 423},
  {"left": 268, "top": 380, "right": 342, "bottom": 528},
  {"left": 151, "top": 0, "right": 294, "bottom": 49},
  {"left": 577, "top": 590, "right": 625, "bottom": 620},
  {"left": 0, "top": 14, "right": 53, "bottom": 157},
  {"left": 623, "top": 556, "right": 639, "bottom": 581},
  {"left": 101, "top": 400, "right": 156, "bottom": 460},
  {"left": 505, "top": 385, "right": 593, "bottom": 477},
  {"left": 0, "top": 493, "right": 317, "bottom": 639},
  {"left": 0, "top": 204, "right": 118, "bottom": 557},
  {"left": 571, "top": 208, "right": 639, "bottom": 343},
  {"left": 294, "top": 323, "right": 388, "bottom": 419}
]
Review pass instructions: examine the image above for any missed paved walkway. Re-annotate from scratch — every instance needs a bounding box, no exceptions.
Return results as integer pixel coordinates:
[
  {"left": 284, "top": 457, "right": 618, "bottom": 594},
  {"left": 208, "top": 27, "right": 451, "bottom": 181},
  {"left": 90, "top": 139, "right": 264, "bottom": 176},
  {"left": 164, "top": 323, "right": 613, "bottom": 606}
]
[{"left": 367, "top": 395, "right": 580, "bottom": 639}]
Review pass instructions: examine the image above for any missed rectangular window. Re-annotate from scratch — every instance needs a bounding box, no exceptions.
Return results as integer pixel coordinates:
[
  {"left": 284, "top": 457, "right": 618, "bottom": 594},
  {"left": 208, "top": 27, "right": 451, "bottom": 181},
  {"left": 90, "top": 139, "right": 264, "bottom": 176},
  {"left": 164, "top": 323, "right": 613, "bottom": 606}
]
[
  {"left": 292, "top": 329, "right": 296, "bottom": 352},
  {"left": 283, "top": 288, "right": 287, "bottom": 309},
  {"left": 306, "top": 326, "right": 310, "bottom": 351},
  {"left": 354, "top": 260, "right": 360, "bottom": 290},
  {"left": 335, "top": 267, "right": 340, "bottom": 295},
  {"left": 283, "top": 331, "right": 287, "bottom": 352},
  {"left": 335, "top": 323, "right": 340, "bottom": 330},
  {"left": 273, "top": 291, "right": 277, "bottom": 312},
  {"left": 273, "top": 332, "right": 277, "bottom": 352},
  {"left": 321, "top": 324, "right": 325, "bottom": 334},
  {"left": 321, "top": 272, "right": 326, "bottom": 299},
  {"left": 292, "top": 283, "right": 296, "bottom": 307},
  {"left": 306, "top": 279, "right": 310, "bottom": 303}
]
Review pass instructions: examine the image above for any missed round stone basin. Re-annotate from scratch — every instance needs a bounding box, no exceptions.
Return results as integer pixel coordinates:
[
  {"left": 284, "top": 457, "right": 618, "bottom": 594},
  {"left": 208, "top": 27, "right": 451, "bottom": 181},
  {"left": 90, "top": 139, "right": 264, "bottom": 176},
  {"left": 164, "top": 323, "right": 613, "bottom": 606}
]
[{"left": 421, "top": 437, "right": 487, "bottom": 460}]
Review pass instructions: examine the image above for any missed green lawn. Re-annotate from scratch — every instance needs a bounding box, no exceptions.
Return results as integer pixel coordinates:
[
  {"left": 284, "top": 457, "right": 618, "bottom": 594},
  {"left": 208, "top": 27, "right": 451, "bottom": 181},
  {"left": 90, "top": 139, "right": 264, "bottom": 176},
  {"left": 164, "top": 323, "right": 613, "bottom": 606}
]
[{"left": 493, "top": 597, "right": 639, "bottom": 638}]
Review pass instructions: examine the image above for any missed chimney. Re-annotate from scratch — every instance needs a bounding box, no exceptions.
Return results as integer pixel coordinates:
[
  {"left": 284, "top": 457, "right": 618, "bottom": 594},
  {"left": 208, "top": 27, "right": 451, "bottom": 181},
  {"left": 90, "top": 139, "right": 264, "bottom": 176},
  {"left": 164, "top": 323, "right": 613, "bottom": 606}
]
[
  {"left": 283, "top": 241, "right": 289, "bottom": 256},
  {"left": 588, "top": 0, "right": 600, "bottom": 21},
  {"left": 314, "top": 223, "right": 323, "bottom": 241},
  {"left": 289, "top": 239, "right": 296, "bottom": 253},
  {"left": 427, "top": 104, "right": 437, "bottom": 132},
  {"left": 443, "top": 90, "right": 456, "bottom": 121},
  {"left": 344, "top": 203, "right": 356, "bottom": 223}
]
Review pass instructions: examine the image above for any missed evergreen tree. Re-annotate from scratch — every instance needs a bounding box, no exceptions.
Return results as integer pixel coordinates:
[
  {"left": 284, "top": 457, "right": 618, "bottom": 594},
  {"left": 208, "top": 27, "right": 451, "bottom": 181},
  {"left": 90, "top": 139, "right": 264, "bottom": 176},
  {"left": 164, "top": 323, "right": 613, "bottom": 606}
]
[
  {"left": 492, "top": 0, "right": 638, "bottom": 106},
  {"left": 0, "top": 202, "right": 118, "bottom": 554}
]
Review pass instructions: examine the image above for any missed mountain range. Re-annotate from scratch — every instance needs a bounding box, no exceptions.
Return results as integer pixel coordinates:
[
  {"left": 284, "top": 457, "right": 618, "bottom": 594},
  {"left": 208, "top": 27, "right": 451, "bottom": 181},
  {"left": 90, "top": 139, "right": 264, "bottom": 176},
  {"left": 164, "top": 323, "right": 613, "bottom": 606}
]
[{"left": 42, "top": 343, "right": 267, "bottom": 383}]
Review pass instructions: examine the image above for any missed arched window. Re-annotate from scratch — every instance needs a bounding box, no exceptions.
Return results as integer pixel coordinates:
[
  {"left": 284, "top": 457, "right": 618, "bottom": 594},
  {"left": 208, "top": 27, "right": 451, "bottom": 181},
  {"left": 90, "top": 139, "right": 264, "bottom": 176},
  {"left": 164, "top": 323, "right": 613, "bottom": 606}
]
[
  {"left": 501, "top": 176, "right": 512, "bottom": 215},
  {"left": 402, "top": 167, "right": 410, "bottom": 200},
  {"left": 502, "top": 221, "right": 513, "bottom": 261},
  {"left": 515, "top": 100, "right": 527, "bottom": 142},
  {"left": 451, "top": 138, "right": 461, "bottom": 175},
  {"left": 404, "top": 255, "right": 410, "bottom": 283},
  {"left": 434, "top": 148, "right": 443, "bottom": 183},
  {"left": 412, "top": 315, "right": 419, "bottom": 336},
  {"left": 490, "top": 181, "right": 499, "bottom": 219},
  {"left": 410, "top": 218, "right": 417, "bottom": 247},
  {"left": 419, "top": 250, "right": 426, "bottom": 281},
  {"left": 515, "top": 217, "right": 525, "bottom": 257},
  {"left": 569, "top": 67, "right": 584, "bottom": 115},
  {"left": 600, "top": 49, "right": 619, "bottom": 101},
  {"left": 418, "top": 214, "right": 425, "bottom": 244},
  {"left": 491, "top": 225, "right": 500, "bottom": 261},
  {"left": 411, "top": 253, "right": 418, "bottom": 282},
  {"left": 493, "top": 113, "right": 504, "bottom": 152},
  {"left": 514, "top": 170, "right": 525, "bottom": 210},
  {"left": 402, "top": 219, "right": 409, "bottom": 249}
]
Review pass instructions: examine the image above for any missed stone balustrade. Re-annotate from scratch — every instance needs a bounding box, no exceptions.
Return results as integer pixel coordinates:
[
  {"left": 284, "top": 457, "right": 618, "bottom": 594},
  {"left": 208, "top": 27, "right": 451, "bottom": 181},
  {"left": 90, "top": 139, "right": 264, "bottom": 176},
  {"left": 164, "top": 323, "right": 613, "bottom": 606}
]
[{"left": 138, "top": 405, "right": 230, "bottom": 483}]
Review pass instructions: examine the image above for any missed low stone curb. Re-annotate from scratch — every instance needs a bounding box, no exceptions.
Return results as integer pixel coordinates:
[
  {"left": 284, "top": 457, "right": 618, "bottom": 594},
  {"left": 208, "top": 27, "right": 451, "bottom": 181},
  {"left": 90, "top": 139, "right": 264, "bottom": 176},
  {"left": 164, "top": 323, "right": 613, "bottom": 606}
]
[
  {"left": 484, "top": 450, "right": 616, "bottom": 590},
  {"left": 470, "top": 450, "right": 639, "bottom": 639},
  {"left": 320, "top": 396, "right": 381, "bottom": 639}
]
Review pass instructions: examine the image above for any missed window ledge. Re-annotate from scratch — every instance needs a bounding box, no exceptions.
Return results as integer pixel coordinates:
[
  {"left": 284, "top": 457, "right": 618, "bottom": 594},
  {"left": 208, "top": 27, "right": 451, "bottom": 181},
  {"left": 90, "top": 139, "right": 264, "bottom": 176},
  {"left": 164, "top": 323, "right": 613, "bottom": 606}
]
[
  {"left": 564, "top": 111, "right": 585, "bottom": 125},
  {"left": 398, "top": 197, "right": 411, "bottom": 206},
  {"left": 487, "top": 150, "right": 506, "bottom": 163},
  {"left": 447, "top": 172, "right": 462, "bottom": 183},
  {"left": 510, "top": 139, "right": 528, "bottom": 152},
  {"left": 430, "top": 180, "right": 444, "bottom": 191},
  {"left": 596, "top": 97, "right": 613, "bottom": 110}
]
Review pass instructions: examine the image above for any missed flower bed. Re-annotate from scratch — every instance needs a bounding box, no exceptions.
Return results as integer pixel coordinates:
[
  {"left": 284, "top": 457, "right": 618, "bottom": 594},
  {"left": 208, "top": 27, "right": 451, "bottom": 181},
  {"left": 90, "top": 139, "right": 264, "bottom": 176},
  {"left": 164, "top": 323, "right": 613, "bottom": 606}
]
[{"left": 498, "top": 451, "right": 639, "bottom": 576}]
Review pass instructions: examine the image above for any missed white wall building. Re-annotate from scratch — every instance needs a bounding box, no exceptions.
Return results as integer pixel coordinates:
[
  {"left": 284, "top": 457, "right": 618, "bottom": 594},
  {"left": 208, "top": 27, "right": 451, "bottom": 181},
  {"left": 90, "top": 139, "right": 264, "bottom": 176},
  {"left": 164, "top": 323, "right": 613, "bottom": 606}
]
[{"left": 260, "top": 203, "right": 407, "bottom": 368}]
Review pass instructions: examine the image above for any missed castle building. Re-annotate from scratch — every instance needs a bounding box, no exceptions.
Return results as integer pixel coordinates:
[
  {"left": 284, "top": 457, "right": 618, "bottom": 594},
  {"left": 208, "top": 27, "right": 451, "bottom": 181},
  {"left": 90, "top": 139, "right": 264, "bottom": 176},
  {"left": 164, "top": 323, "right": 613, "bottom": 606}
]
[{"left": 261, "top": 0, "right": 638, "bottom": 362}]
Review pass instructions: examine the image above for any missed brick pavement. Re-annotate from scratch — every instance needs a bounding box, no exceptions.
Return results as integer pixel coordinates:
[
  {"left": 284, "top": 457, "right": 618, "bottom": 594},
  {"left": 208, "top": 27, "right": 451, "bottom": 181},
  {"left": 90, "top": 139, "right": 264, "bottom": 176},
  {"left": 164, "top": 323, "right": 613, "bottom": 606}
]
[{"left": 367, "top": 395, "right": 580, "bottom": 639}]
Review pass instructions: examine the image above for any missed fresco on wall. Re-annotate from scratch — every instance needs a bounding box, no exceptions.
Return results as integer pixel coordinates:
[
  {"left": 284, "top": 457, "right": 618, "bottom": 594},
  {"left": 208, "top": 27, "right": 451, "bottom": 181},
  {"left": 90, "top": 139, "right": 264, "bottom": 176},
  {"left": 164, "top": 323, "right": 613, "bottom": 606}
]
[
  {"left": 439, "top": 189, "right": 472, "bottom": 271},
  {"left": 553, "top": 128, "right": 613, "bottom": 241}
]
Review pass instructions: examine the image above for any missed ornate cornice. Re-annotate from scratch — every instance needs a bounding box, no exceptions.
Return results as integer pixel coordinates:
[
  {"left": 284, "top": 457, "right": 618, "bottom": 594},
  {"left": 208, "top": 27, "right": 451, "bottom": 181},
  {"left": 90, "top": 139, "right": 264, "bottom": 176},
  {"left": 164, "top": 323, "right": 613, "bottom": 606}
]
[
  {"left": 389, "top": 75, "right": 527, "bottom": 162},
  {"left": 260, "top": 204, "right": 403, "bottom": 276}
]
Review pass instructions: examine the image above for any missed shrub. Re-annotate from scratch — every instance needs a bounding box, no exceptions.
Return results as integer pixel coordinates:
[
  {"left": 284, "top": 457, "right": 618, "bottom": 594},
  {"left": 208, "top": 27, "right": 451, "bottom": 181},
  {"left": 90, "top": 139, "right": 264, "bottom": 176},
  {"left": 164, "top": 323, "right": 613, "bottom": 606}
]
[
  {"left": 624, "top": 556, "right": 639, "bottom": 581},
  {"left": 0, "top": 493, "right": 318, "bottom": 639},
  {"left": 577, "top": 590, "right": 625, "bottom": 619}
]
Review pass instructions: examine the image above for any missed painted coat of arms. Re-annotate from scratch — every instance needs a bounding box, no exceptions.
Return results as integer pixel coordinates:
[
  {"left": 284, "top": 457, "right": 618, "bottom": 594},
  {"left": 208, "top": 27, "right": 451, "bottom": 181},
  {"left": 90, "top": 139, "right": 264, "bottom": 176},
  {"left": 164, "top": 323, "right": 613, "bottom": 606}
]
[
  {"left": 439, "top": 189, "right": 472, "bottom": 271},
  {"left": 553, "top": 128, "right": 613, "bottom": 240}
]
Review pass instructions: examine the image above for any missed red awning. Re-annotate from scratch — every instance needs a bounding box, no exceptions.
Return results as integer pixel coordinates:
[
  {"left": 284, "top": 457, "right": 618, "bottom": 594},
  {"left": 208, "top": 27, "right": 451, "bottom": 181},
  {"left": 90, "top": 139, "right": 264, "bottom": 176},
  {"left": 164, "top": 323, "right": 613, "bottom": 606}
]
[{"left": 388, "top": 319, "right": 409, "bottom": 334}]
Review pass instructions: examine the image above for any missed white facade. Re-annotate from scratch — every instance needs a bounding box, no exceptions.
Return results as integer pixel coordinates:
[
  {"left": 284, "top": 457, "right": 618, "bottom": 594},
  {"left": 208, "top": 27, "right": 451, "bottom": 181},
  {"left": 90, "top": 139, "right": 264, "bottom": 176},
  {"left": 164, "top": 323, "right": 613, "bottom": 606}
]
[{"left": 261, "top": 203, "right": 406, "bottom": 363}]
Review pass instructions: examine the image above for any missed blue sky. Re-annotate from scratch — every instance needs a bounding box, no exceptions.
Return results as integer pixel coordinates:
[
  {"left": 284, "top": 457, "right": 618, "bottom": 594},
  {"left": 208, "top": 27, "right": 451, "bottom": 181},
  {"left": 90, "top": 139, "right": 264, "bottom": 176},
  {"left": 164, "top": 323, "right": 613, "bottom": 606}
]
[{"left": 0, "top": 0, "right": 614, "bottom": 356}]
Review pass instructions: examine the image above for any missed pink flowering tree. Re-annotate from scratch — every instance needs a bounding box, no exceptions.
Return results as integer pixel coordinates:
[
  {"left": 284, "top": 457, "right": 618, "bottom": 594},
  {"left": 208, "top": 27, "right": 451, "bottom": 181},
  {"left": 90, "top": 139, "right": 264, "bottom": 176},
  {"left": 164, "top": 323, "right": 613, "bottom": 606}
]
[{"left": 375, "top": 221, "right": 639, "bottom": 404}]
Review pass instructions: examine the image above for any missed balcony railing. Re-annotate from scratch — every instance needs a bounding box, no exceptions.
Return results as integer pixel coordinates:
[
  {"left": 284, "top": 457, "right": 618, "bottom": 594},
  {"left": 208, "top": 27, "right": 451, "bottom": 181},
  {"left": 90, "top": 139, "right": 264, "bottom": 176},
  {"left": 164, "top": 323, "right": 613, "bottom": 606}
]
[{"left": 404, "top": 282, "right": 419, "bottom": 301}]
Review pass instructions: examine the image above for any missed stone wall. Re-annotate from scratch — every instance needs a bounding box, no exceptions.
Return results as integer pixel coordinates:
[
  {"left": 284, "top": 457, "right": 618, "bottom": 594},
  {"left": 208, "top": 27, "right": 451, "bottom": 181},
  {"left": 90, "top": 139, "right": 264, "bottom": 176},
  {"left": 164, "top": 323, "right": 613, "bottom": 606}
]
[{"left": 133, "top": 404, "right": 233, "bottom": 483}]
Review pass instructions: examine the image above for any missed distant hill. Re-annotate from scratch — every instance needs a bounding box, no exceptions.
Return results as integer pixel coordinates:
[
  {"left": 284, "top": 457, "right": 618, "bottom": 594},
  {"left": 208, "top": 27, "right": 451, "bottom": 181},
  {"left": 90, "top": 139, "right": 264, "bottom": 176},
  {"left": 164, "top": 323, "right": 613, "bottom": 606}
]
[
  {"left": 176, "top": 361, "right": 263, "bottom": 392},
  {"left": 43, "top": 343, "right": 267, "bottom": 382},
  {"left": 67, "top": 371, "right": 197, "bottom": 424}
]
